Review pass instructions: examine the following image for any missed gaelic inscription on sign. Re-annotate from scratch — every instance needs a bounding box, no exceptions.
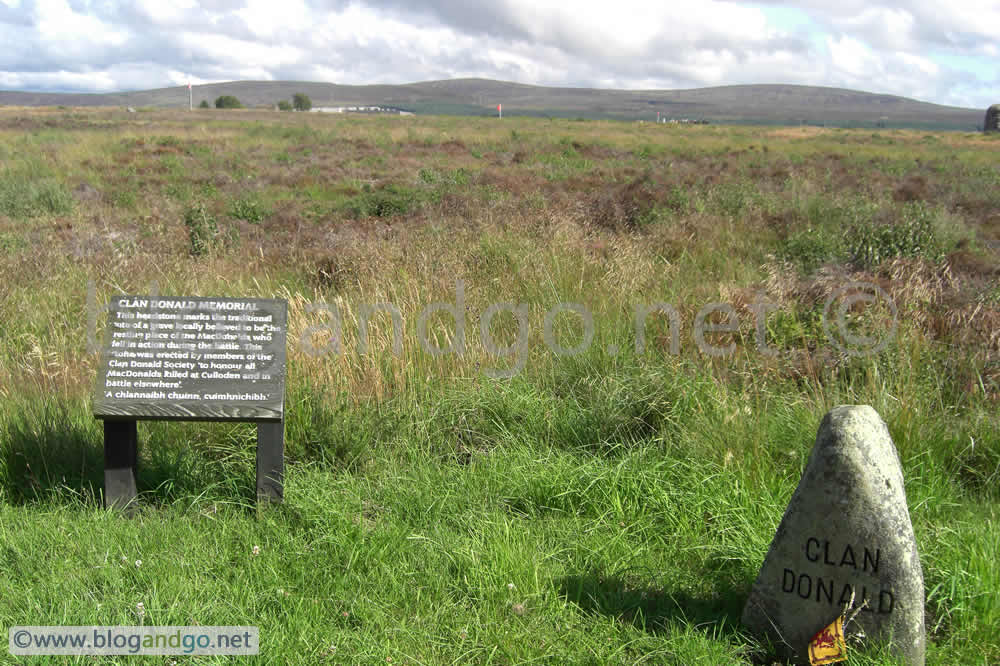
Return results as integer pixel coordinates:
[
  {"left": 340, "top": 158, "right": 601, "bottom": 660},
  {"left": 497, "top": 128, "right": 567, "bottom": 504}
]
[{"left": 93, "top": 296, "right": 287, "bottom": 420}]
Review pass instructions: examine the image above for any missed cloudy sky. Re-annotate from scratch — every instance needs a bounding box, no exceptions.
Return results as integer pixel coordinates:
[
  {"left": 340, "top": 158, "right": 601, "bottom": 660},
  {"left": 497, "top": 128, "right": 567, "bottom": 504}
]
[{"left": 1, "top": 0, "right": 996, "bottom": 108}]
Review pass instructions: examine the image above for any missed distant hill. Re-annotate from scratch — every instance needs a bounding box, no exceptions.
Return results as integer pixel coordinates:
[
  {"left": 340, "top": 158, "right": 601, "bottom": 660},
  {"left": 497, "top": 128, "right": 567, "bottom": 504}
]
[{"left": 0, "top": 78, "right": 983, "bottom": 130}]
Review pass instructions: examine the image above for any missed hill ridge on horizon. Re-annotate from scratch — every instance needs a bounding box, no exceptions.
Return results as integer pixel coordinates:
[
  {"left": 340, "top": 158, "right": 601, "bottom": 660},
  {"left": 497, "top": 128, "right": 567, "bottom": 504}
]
[{"left": 0, "top": 78, "right": 985, "bottom": 130}]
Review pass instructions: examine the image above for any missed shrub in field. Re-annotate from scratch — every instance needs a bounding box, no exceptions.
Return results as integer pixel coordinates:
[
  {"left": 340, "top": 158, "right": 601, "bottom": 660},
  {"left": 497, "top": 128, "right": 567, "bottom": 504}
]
[
  {"left": 164, "top": 182, "right": 192, "bottom": 201},
  {"left": 347, "top": 184, "right": 420, "bottom": 219},
  {"left": 465, "top": 235, "right": 517, "bottom": 278},
  {"left": 781, "top": 196, "right": 879, "bottom": 272},
  {"left": 589, "top": 174, "right": 661, "bottom": 232},
  {"left": 711, "top": 180, "right": 760, "bottom": 218},
  {"left": 782, "top": 226, "right": 845, "bottom": 272},
  {"left": 635, "top": 143, "right": 664, "bottom": 160},
  {"left": 214, "top": 95, "right": 243, "bottom": 109},
  {"left": 0, "top": 174, "right": 73, "bottom": 219},
  {"left": 313, "top": 254, "right": 360, "bottom": 291},
  {"left": 419, "top": 167, "right": 472, "bottom": 187},
  {"left": 418, "top": 168, "right": 440, "bottom": 184},
  {"left": 112, "top": 188, "right": 137, "bottom": 209},
  {"left": 277, "top": 100, "right": 292, "bottom": 111},
  {"left": 198, "top": 100, "right": 210, "bottom": 109},
  {"left": 848, "top": 201, "right": 944, "bottom": 268},
  {"left": 292, "top": 93, "right": 312, "bottom": 112},
  {"left": 0, "top": 231, "right": 27, "bottom": 254},
  {"left": 229, "top": 196, "right": 269, "bottom": 223},
  {"left": 183, "top": 202, "right": 220, "bottom": 255},
  {"left": 664, "top": 185, "right": 690, "bottom": 214},
  {"left": 31, "top": 180, "right": 73, "bottom": 216}
]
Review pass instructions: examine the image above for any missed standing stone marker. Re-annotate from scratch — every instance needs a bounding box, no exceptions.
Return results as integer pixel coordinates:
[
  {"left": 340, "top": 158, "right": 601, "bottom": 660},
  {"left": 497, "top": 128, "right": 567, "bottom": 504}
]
[
  {"left": 985, "top": 104, "right": 999, "bottom": 133},
  {"left": 93, "top": 295, "right": 287, "bottom": 510},
  {"left": 742, "top": 405, "right": 925, "bottom": 665}
]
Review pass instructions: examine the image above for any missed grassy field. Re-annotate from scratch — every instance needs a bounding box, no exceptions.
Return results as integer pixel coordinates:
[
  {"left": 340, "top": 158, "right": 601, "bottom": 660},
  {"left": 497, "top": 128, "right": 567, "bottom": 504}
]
[{"left": 0, "top": 107, "right": 997, "bottom": 664}]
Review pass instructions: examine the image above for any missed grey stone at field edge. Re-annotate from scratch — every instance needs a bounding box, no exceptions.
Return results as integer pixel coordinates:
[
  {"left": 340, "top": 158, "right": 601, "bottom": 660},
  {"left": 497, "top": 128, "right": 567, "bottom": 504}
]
[
  {"left": 741, "top": 405, "right": 925, "bottom": 665},
  {"left": 984, "top": 104, "right": 999, "bottom": 133}
]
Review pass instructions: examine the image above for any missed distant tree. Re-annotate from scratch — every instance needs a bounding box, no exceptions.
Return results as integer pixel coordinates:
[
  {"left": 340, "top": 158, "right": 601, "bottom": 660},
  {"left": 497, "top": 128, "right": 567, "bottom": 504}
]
[
  {"left": 292, "top": 93, "right": 312, "bottom": 112},
  {"left": 198, "top": 100, "right": 210, "bottom": 109},
  {"left": 277, "top": 100, "right": 292, "bottom": 111},
  {"left": 215, "top": 95, "right": 243, "bottom": 109}
]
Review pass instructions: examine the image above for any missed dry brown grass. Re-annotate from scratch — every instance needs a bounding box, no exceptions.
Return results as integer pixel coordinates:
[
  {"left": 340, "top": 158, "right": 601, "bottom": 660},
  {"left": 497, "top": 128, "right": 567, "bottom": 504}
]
[{"left": 0, "top": 106, "right": 997, "bottom": 405}]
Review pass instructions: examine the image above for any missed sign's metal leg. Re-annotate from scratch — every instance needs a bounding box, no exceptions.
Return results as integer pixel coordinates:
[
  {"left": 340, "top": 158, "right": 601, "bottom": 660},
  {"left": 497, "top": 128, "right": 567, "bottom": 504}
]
[
  {"left": 104, "top": 419, "right": 138, "bottom": 512},
  {"left": 256, "top": 421, "right": 284, "bottom": 502}
]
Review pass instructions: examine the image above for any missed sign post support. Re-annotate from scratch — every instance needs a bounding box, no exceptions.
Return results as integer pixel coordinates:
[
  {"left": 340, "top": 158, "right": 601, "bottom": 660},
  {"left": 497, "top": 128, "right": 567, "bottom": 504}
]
[
  {"left": 104, "top": 419, "right": 139, "bottom": 511},
  {"left": 256, "top": 421, "right": 284, "bottom": 501}
]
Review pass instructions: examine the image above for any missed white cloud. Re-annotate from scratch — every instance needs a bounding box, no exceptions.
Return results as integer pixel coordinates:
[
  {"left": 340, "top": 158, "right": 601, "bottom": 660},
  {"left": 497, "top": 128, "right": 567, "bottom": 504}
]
[
  {"left": 177, "top": 31, "right": 304, "bottom": 67},
  {"left": 34, "top": 0, "right": 128, "bottom": 47},
  {"left": 826, "top": 35, "right": 878, "bottom": 79},
  {"left": 834, "top": 7, "right": 917, "bottom": 51},
  {"left": 131, "top": 0, "right": 198, "bottom": 26},
  {"left": 237, "top": 0, "right": 311, "bottom": 38}
]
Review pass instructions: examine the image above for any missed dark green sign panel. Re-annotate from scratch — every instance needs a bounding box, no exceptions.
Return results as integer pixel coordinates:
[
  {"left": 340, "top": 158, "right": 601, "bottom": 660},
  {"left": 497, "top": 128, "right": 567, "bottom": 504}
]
[{"left": 93, "top": 296, "right": 287, "bottom": 421}]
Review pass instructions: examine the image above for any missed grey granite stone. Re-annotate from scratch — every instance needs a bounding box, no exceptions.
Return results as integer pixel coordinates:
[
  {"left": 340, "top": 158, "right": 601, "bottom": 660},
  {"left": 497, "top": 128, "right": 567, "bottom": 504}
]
[
  {"left": 985, "top": 104, "right": 999, "bottom": 133},
  {"left": 742, "top": 405, "right": 925, "bottom": 664}
]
